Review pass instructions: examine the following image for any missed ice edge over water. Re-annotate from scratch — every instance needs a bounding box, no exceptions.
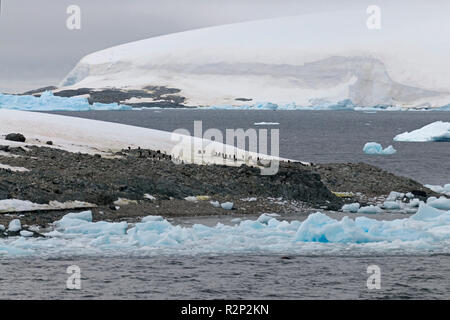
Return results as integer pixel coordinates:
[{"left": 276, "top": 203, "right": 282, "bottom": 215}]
[
  {"left": 1, "top": 93, "right": 449, "bottom": 112},
  {"left": 1, "top": 203, "right": 450, "bottom": 257},
  {"left": 0, "top": 91, "right": 131, "bottom": 111}
]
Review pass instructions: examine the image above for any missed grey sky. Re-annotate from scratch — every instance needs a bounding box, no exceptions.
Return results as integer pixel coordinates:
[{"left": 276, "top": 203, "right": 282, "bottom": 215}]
[{"left": 0, "top": 0, "right": 435, "bottom": 93}]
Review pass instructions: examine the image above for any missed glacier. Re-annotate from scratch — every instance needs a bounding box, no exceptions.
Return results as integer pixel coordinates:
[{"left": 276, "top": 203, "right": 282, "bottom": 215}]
[
  {"left": 394, "top": 121, "right": 450, "bottom": 142},
  {"left": 363, "top": 142, "right": 397, "bottom": 155},
  {"left": 59, "top": 10, "right": 450, "bottom": 109},
  {"left": 2, "top": 203, "right": 450, "bottom": 257},
  {"left": 0, "top": 91, "right": 131, "bottom": 111}
]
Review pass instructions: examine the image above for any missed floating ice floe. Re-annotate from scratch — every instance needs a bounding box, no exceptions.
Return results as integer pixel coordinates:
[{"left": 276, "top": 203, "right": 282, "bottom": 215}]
[
  {"left": 210, "top": 201, "right": 220, "bottom": 208},
  {"left": 382, "top": 201, "right": 402, "bottom": 210},
  {"left": 221, "top": 202, "right": 234, "bottom": 210},
  {"left": 394, "top": 121, "right": 450, "bottom": 142},
  {"left": 386, "top": 191, "right": 405, "bottom": 201},
  {"left": 427, "top": 196, "right": 450, "bottom": 211},
  {"left": 2, "top": 203, "right": 450, "bottom": 257},
  {"left": 19, "top": 231, "right": 33, "bottom": 238},
  {"left": 0, "top": 91, "right": 132, "bottom": 111},
  {"left": 425, "top": 184, "right": 450, "bottom": 196},
  {"left": 341, "top": 203, "right": 360, "bottom": 213},
  {"left": 363, "top": 142, "right": 397, "bottom": 155},
  {"left": 254, "top": 122, "right": 280, "bottom": 126},
  {"left": 357, "top": 205, "right": 384, "bottom": 214}
]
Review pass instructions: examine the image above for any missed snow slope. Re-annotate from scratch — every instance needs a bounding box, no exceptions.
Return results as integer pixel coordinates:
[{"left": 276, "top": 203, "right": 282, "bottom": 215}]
[
  {"left": 61, "top": 11, "right": 450, "bottom": 108},
  {"left": 0, "top": 110, "right": 292, "bottom": 169}
]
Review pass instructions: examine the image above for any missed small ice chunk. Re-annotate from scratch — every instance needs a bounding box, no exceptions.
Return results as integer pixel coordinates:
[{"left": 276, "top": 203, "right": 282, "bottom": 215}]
[
  {"left": 241, "top": 197, "right": 257, "bottom": 202},
  {"left": 221, "top": 202, "right": 234, "bottom": 210},
  {"left": 342, "top": 203, "right": 360, "bottom": 213},
  {"left": 257, "top": 213, "right": 274, "bottom": 224},
  {"left": 405, "top": 192, "right": 414, "bottom": 199},
  {"left": 231, "top": 218, "right": 242, "bottom": 223},
  {"left": 144, "top": 194, "right": 156, "bottom": 201},
  {"left": 357, "top": 205, "right": 383, "bottom": 214},
  {"left": 8, "top": 219, "right": 21, "bottom": 232},
  {"left": 425, "top": 184, "right": 444, "bottom": 193},
  {"left": 20, "top": 230, "right": 33, "bottom": 237},
  {"left": 386, "top": 191, "right": 405, "bottom": 201},
  {"left": 114, "top": 198, "right": 138, "bottom": 206},
  {"left": 408, "top": 198, "right": 421, "bottom": 208},
  {"left": 63, "top": 211, "right": 93, "bottom": 222},
  {"left": 184, "top": 196, "right": 198, "bottom": 202},
  {"left": 0, "top": 224, "right": 5, "bottom": 232},
  {"left": 254, "top": 122, "right": 280, "bottom": 126},
  {"left": 141, "top": 215, "right": 164, "bottom": 222},
  {"left": 383, "top": 201, "right": 402, "bottom": 210},
  {"left": 424, "top": 183, "right": 450, "bottom": 195},
  {"left": 210, "top": 201, "right": 220, "bottom": 208},
  {"left": 427, "top": 196, "right": 450, "bottom": 210},
  {"left": 363, "top": 142, "right": 397, "bottom": 155}
]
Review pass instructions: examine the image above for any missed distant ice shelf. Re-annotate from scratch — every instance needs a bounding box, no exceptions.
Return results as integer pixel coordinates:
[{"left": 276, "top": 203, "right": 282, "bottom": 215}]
[{"left": 0, "top": 91, "right": 132, "bottom": 111}]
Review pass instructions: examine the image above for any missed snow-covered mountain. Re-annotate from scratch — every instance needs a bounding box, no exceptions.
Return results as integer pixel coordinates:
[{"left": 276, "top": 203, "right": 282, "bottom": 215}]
[{"left": 60, "top": 10, "right": 450, "bottom": 108}]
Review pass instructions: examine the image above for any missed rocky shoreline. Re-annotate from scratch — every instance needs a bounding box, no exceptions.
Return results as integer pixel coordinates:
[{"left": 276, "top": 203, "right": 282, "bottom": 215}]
[{"left": 0, "top": 143, "right": 434, "bottom": 234}]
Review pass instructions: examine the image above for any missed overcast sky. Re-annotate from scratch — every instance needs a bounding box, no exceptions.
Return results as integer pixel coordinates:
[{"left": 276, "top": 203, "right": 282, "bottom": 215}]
[{"left": 0, "top": 0, "right": 440, "bottom": 92}]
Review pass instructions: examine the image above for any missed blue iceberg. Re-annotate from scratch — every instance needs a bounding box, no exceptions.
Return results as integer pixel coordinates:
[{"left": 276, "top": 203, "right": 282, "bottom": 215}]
[
  {"left": 0, "top": 91, "right": 132, "bottom": 111},
  {"left": 363, "top": 142, "right": 397, "bottom": 155}
]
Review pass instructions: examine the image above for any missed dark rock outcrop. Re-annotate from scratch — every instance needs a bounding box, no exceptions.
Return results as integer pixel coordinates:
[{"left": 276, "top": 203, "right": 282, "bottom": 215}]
[{"left": 5, "top": 133, "right": 26, "bottom": 143}]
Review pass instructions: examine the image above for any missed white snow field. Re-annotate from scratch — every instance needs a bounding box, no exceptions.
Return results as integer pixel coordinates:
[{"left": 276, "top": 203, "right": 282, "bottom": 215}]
[
  {"left": 0, "top": 91, "right": 131, "bottom": 111},
  {"left": 394, "top": 121, "right": 450, "bottom": 142},
  {"left": 0, "top": 110, "right": 292, "bottom": 167},
  {"left": 60, "top": 11, "right": 450, "bottom": 109},
  {"left": 363, "top": 142, "right": 397, "bottom": 155},
  {"left": 1, "top": 203, "right": 450, "bottom": 257}
]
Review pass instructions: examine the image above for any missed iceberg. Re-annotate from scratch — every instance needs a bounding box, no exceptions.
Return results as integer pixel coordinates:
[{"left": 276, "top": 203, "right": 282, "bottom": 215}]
[
  {"left": 0, "top": 91, "right": 132, "bottom": 111},
  {"left": 363, "top": 142, "right": 397, "bottom": 155},
  {"left": 2, "top": 204, "right": 450, "bottom": 257},
  {"left": 254, "top": 122, "right": 280, "bottom": 126},
  {"left": 394, "top": 121, "right": 450, "bottom": 142}
]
